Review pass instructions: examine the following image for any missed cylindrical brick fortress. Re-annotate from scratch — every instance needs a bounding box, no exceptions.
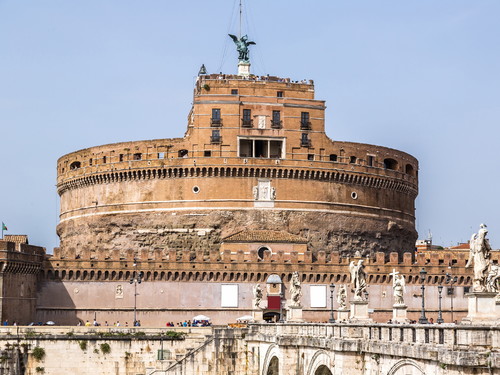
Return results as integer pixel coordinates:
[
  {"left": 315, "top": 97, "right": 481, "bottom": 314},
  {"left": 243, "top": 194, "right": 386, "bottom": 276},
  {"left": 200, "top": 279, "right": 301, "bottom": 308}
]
[{"left": 56, "top": 74, "right": 418, "bottom": 259}]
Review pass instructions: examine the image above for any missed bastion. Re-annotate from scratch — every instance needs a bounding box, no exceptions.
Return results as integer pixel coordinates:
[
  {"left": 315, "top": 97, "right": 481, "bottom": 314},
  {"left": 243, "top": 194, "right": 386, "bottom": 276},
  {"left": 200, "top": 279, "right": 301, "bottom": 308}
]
[{"left": 56, "top": 74, "right": 418, "bottom": 260}]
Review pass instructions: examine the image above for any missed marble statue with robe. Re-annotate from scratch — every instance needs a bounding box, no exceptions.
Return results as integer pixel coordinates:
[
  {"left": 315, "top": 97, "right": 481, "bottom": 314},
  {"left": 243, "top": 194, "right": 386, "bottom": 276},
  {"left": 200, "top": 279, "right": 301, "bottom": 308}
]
[{"left": 466, "top": 224, "right": 492, "bottom": 292}]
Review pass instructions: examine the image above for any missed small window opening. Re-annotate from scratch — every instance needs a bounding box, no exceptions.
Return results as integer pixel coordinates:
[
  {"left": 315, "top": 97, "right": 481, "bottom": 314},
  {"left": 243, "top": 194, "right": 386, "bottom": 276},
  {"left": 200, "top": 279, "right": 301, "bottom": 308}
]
[
  {"left": 384, "top": 158, "right": 398, "bottom": 170},
  {"left": 133, "top": 153, "right": 142, "bottom": 161},
  {"left": 178, "top": 149, "right": 189, "bottom": 158},
  {"left": 271, "top": 110, "right": 281, "bottom": 128},
  {"left": 211, "top": 130, "right": 221, "bottom": 144},
  {"left": 242, "top": 109, "right": 252, "bottom": 127},
  {"left": 463, "top": 286, "right": 470, "bottom": 295},
  {"left": 119, "top": 154, "right": 124, "bottom": 162},
  {"left": 301, "top": 133, "right": 310, "bottom": 147},
  {"left": 70, "top": 161, "right": 81, "bottom": 170},
  {"left": 405, "top": 164, "right": 414, "bottom": 176},
  {"left": 307, "top": 154, "right": 314, "bottom": 161},
  {"left": 329, "top": 154, "right": 337, "bottom": 162},
  {"left": 231, "top": 89, "right": 238, "bottom": 95},
  {"left": 350, "top": 156, "right": 357, "bottom": 164},
  {"left": 158, "top": 152, "right": 165, "bottom": 159},
  {"left": 367, "top": 155, "right": 374, "bottom": 167},
  {"left": 447, "top": 287, "right": 454, "bottom": 296},
  {"left": 277, "top": 91, "right": 283, "bottom": 98},
  {"left": 258, "top": 247, "right": 270, "bottom": 260},
  {"left": 89, "top": 158, "right": 93, "bottom": 166},
  {"left": 102, "top": 156, "right": 107, "bottom": 164},
  {"left": 300, "top": 112, "right": 311, "bottom": 129},
  {"left": 204, "top": 150, "right": 211, "bottom": 157}
]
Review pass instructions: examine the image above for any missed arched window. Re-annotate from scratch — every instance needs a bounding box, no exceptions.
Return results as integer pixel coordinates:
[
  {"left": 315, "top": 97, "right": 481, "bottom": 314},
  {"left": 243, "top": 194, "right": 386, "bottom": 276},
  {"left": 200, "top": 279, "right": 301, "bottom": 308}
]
[
  {"left": 384, "top": 158, "right": 398, "bottom": 170},
  {"left": 405, "top": 164, "right": 414, "bottom": 176},
  {"left": 70, "top": 161, "right": 81, "bottom": 170}
]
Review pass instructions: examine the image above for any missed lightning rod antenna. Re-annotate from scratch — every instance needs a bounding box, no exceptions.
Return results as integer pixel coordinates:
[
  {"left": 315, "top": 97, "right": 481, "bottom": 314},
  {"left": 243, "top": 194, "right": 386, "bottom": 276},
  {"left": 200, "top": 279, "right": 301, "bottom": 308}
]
[{"left": 239, "top": 0, "right": 242, "bottom": 38}]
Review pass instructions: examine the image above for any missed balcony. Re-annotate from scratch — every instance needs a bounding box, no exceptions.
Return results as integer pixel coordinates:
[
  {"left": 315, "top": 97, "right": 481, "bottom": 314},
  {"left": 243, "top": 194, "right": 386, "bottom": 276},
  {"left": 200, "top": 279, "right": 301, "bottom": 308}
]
[
  {"left": 241, "top": 119, "right": 253, "bottom": 128},
  {"left": 211, "top": 136, "right": 222, "bottom": 144},
  {"left": 300, "top": 121, "right": 311, "bottom": 130},
  {"left": 301, "top": 139, "right": 311, "bottom": 148},
  {"left": 211, "top": 118, "right": 223, "bottom": 127},
  {"left": 271, "top": 120, "right": 282, "bottom": 129}
]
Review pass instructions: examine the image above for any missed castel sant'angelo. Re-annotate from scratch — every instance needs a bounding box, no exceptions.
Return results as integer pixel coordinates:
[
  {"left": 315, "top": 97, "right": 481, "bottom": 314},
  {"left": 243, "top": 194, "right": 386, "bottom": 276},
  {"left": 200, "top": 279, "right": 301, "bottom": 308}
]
[{"left": 0, "top": 31, "right": 492, "bottom": 327}]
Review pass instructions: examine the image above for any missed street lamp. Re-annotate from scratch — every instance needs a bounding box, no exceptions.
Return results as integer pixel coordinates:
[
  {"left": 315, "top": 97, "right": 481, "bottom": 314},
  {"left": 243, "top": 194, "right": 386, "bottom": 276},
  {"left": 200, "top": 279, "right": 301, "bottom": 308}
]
[
  {"left": 437, "top": 285, "right": 444, "bottom": 324},
  {"left": 278, "top": 290, "right": 285, "bottom": 323},
  {"left": 445, "top": 272, "right": 458, "bottom": 323},
  {"left": 329, "top": 283, "right": 335, "bottom": 323},
  {"left": 129, "top": 260, "right": 143, "bottom": 326},
  {"left": 418, "top": 268, "right": 429, "bottom": 324}
]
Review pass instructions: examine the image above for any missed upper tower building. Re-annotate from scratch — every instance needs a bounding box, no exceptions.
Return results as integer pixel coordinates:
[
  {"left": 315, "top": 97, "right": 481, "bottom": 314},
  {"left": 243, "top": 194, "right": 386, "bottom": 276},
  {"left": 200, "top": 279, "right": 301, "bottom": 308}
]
[{"left": 56, "top": 65, "right": 418, "bottom": 260}]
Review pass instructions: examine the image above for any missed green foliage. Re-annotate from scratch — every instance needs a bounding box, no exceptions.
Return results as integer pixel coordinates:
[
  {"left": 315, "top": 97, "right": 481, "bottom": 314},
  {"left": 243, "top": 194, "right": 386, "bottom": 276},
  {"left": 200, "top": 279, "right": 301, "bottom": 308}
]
[
  {"left": 25, "top": 330, "right": 38, "bottom": 339},
  {"left": 203, "top": 84, "right": 210, "bottom": 91},
  {"left": 133, "top": 331, "right": 146, "bottom": 337},
  {"left": 93, "top": 348, "right": 99, "bottom": 354},
  {"left": 32, "top": 347, "right": 46, "bottom": 361},
  {"left": 79, "top": 341, "right": 87, "bottom": 351},
  {"left": 124, "top": 351, "right": 131, "bottom": 359},
  {"left": 66, "top": 331, "right": 74, "bottom": 337},
  {"left": 439, "top": 363, "right": 447, "bottom": 370},
  {"left": 164, "top": 331, "right": 186, "bottom": 340},
  {"left": 35, "top": 367, "right": 45, "bottom": 373},
  {"left": 100, "top": 343, "right": 111, "bottom": 355}
]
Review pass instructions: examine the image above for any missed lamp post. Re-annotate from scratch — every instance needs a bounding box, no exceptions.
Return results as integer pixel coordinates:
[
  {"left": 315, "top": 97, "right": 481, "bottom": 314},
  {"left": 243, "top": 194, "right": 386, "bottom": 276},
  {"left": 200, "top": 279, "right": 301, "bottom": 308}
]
[
  {"left": 445, "top": 272, "right": 458, "bottom": 323},
  {"left": 278, "top": 290, "right": 284, "bottom": 323},
  {"left": 329, "top": 283, "right": 335, "bottom": 323},
  {"left": 129, "top": 260, "right": 143, "bottom": 326},
  {"left": 418, "top": 268, "right": 429, "bottom": 324},
  {"left": 437, "top": 285, "right": 444, "bottom": 324}
]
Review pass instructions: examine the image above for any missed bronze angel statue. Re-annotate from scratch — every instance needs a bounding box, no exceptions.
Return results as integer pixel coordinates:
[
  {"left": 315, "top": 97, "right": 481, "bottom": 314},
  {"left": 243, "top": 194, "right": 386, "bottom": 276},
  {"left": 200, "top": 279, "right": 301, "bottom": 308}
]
[{"left": 229, "top": 34, "right": 256, "bottom": 62}]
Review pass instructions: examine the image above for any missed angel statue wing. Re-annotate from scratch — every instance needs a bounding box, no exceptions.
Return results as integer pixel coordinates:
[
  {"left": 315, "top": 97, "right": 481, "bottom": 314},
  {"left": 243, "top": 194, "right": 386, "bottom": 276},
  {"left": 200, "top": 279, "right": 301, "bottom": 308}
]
[
  {"left": 400, "top": 275, "right": 406, "bottom": 293},
  {"left": 228, "top": 34, "right": 239, "bottom": 43},
  {"left": 349, "top": 261, "right": 356, "bottom": 283}
]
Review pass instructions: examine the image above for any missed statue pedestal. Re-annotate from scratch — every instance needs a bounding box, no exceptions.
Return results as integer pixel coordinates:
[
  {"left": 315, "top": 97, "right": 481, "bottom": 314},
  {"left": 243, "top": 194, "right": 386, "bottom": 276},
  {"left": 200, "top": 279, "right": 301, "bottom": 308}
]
[
  {"left": 349, "top": 300, "right": 372, "bottom": 322},
  {"left": 238, "top": 62, "right": 250, "bottom": 77},
  {"left": 286, "top": 305, "right": 304, "bottom": 322},
  {"left": 252, "top": 309, "right": 264, "bottom": 323},
  {"left": 462, "top": 292, "right": 499, "bottom": 324},
  {"left": 392, "top": 304, "right": 410, "bottom": 324},
  {"left": 337, "top": 308, "right": 350, "bottom": 322}
]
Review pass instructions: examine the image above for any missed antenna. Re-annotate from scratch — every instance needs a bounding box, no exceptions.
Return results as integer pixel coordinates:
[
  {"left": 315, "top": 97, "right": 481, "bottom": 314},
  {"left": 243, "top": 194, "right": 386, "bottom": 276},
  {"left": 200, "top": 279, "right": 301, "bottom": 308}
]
[{"left": 239, "top": 0, "right": 242, "bottom": 38}]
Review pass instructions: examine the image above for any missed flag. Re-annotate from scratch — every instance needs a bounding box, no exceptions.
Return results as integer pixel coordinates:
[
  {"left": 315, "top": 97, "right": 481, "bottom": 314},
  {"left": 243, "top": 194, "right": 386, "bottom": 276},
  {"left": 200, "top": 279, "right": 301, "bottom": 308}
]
[{"left": 1, "top": 222, "right": 7, "bottom": 231}]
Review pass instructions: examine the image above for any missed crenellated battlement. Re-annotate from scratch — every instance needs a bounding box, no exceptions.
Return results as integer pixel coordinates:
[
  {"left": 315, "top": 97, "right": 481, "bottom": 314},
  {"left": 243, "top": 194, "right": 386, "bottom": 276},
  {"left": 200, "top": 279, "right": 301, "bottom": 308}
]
[{"left": 43, "top": 248, "right": 489, "bottom": 285}]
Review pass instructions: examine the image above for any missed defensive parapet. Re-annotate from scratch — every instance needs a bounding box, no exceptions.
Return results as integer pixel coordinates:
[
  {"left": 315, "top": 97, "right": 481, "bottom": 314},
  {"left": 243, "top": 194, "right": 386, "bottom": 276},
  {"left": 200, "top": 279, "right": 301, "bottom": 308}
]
[{"left": 0, "top": 238, "right": 45, "bottom": 324}]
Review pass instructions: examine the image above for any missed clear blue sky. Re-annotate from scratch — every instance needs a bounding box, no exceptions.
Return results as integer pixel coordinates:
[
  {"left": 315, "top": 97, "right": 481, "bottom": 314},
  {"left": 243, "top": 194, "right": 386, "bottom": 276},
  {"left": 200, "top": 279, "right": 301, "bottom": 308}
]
[{"left": 0, "top": 1, "right": 499, "bottom": 252}]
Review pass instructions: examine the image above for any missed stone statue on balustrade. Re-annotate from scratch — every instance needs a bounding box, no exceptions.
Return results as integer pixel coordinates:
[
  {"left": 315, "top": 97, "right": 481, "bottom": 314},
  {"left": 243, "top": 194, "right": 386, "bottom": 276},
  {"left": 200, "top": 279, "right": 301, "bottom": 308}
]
[
  {"left": 393, "top": 274, "right": 406, "bottom": 306},
  {"left": 486, "top": 265, "right": 500, "bottom": 298},
  {"left": 253, "top": 284, "right": 263, "bottom": 309},
  {"left": 289, "top": 271, "right": 302, "bottom": 307},
  {"left": 337, "top": 284, "right": 347, "bottom": 310},
  {"left": 349, "top": 260, "right": 367, "bottom": 301},
  {"left": 466, "top": 224, "right": 492, "bottom": 292}
]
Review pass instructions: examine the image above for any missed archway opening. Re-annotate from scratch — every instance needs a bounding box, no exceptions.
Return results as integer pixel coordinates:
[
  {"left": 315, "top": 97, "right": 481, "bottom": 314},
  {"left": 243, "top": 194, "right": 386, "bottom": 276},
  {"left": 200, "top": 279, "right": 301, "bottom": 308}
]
[
  {"left": 266, "top": 356, "right": 279, "bottom": 375},
  {"left": 315, "top": 365, "right": 333, "bottom": 375}
]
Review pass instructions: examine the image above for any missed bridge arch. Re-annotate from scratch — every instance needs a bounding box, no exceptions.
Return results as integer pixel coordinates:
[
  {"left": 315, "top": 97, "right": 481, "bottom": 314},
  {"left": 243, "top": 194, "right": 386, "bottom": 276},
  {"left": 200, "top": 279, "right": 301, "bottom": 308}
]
[
  {"left": 306, "top": 350, "right": 334, "bottom": 375},
  {"left": 387, "top": 359, "right": 425, "bottom": 375},
  {"left": 262, "top": 344, "right": 281, "bottom": 375}
]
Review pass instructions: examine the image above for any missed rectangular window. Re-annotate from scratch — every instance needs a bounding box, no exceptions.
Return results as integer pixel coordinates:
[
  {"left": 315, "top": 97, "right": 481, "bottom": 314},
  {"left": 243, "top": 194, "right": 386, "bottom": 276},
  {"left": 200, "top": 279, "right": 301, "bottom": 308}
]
[
  {"left": 221, "top": 284, "right": 238, "bottom": 307},
  {"left": 231, "top": 89, "right": 238, "bottom": 95},
  {"left": 330, "top": 154, "right": 338, "bottom": 162},
  {"left": 102, "top": 156, "right": 107, "bottom": 164},
  {"left": 300, "top": 112, "right": 310, "bottom": 129},
  {"left": 463, "top": 286, "right": 470, "bottom": 295},
  {"left": 242, "top": 109, "right": 252, "bottom": 127},
  {"left": 204, "top": 150, "right": 211, "bottom": 157},
  {"left": 308, "top": 154, "right": 314, "bottom": 161},
  {"left": 301, "top": 133, "right": 310, "bottom": 147},
  {"left": 271, "top": 110, "right": 281, "bottom": 128},
  {"left": 211, "top": 108, "right": 221, "bottom": 126},
  {"left": 447, "top": 287, "right": 454, "bottom": 296},
  {"left": 158, "top": 152, "right": 165, "bottom": 159},
  {"left": 119, "top": 154, "right": 124, "bottom": 162},
  {"left": 89, "top": 158, "right": 93, "bottom": 166},
  {"left": 133, "top": 153, "right": 142, "bottom": 161},
  {"left": 367, "top": 155, "right": 374, "bottom": 167},
  {"left": 310, "top": 285, "right": 327, "bottom": 308},
  {"left": 238, "top": 138, "right": 284, "bottom": 159},
  {"left": 350, "top": 156, "right": 357, "bottom": 164},
  {"left": 277, "top": 91, "right": 283, "bottom": 97},
  {"left": 211, "top": 129, "right": 221, "bottom": 143}
]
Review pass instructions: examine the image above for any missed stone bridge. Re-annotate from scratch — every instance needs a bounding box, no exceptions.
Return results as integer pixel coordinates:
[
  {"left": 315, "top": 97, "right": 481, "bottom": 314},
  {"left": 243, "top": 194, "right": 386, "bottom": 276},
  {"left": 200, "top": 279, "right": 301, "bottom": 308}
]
[{"left": 0, "top": 324, "right": 497, "bottom": 374}]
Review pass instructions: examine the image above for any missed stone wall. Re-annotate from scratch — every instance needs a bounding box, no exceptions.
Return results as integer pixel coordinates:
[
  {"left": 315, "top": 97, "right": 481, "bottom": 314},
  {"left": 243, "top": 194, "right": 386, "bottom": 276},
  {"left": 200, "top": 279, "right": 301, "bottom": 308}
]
[{"left": 0, "top": 324, "right": 497, "bottom": 375}]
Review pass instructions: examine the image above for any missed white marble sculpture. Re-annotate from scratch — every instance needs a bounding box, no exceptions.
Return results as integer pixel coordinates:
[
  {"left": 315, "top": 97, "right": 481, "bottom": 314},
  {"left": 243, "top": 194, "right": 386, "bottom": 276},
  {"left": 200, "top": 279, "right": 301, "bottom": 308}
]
[
  {"left": 253, "top": 284, "right": 263, "bottom": 309},
  {"left": 349, "top": 260, "right": 367, "bottom": 301},
  {"left": 337, "top": 284, "right": 347, "bottom": 310},
  {"left": 486, "top": 265, "right": 500, "bottom": 294},
  {"left": 392, "top": 274, "right": 406, "bottom": 306},
  {"left": 466, "top": 224, "right": 492, "bottom": 292},
  {"left": 289, "top": 271, "right": 302, "bottom": 307}
]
